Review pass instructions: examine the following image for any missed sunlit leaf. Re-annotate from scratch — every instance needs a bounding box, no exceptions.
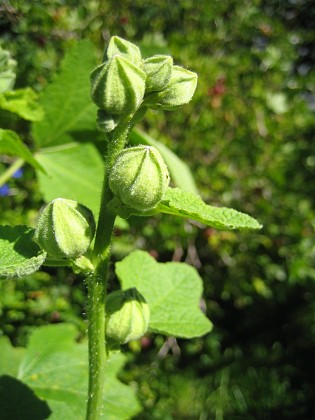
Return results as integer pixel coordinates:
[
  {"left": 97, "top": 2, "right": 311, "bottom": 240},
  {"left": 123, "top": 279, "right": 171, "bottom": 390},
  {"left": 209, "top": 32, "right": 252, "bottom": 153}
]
[
  {"left": 116, "top": 250, "right": 212, "bottom": 338},
  {"left": 35, "top": 142, "right": 104, "bottom": 215},
  {"left": 0, "top": 225, "right": 46, "bottom": 279},
  {"left": 0, "top": 88, "right": 44, "bottom": 121},
  {"left": 32, "top": 40, "right": 98, "bottom": 147},
  {"left": 0, "top": 129, "right": 43, "bottom": 171},
  {"left": 157, "top": 187, "right": 262, "bottom": 230}
]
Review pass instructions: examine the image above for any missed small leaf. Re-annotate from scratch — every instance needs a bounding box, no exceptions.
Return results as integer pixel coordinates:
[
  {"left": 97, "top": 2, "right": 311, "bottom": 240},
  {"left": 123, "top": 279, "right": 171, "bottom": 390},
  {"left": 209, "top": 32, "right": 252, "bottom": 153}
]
[
  {"left": 35, "top": 142, "right": 104, "bottom": 215},
  {"left": 0, "top": 129, "right": 44, "bottom": 171},
  {"left": 0, "top": 225, "right": 47, "bottom": 279},
  {"left": 116, "top": 250, "right": 212, "bottom": 338},
  {"left": 130, "top": 128, "right": 198, "bottom": 194},
  {"left": 31, "top": 40, "right": 97, "bottom": 147},
  {"left": 157, "top": 187, "right": 262, "bottom": 230},
  {"left": 0, "top": 88, "right": 44, "bottom": 121},
  {"left": 0, "top": 324, "right": 141, "bottom": 420}
]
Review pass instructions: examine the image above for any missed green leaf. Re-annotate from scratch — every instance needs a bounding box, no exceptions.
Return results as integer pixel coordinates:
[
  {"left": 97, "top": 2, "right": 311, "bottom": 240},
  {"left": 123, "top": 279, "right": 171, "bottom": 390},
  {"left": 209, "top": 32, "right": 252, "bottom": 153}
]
[
  {"left": 35, "top": 142, "right": 104, "bottom": 215},
  {"left": 0, "top": 129, "right": 43, "bottom": 171},
  {"left": 116, "top": 250, "right": 212, "bottom": 338},
  {"left": 0, "top": 336, "right": 25, "bottom": 377},
  {"left": 130, "top": 128, "right": 198, "bottom": 194},
  {"left": 0, "top": 324, "right": 141, "bottom": 420},
  {"left": 157, "top": 187, "right": 262, "bottom": 230},
  {"left": 31, "top": 40, "right": 98, "bottom": 147},
  {"left": 0, "top": 225, "right": 46, "bottom": 279},
  {"left": 0, "top": 88, "right": 44, "bottom": 121}
]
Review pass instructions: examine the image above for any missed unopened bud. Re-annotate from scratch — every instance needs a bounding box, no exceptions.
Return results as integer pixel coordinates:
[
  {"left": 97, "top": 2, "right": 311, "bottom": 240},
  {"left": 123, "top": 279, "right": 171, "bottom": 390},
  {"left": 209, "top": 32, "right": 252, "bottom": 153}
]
[
  {"left": 90, "top": 55, "right": 146, "bottom": 117},
  {"left": 143, "top": 55, "right": 173, "bottom": 92},
  {"left": 34, "top": 198, "right": 95, "bottom": 259},
  {"left": 109, "top": 145, "right": 170, "bottom": 211},
  {"left": 105, "top": 288, "right": 150, "bottom": 345},
  {"left": 145, "top": 65, "right": 197, "bottom": 110}
]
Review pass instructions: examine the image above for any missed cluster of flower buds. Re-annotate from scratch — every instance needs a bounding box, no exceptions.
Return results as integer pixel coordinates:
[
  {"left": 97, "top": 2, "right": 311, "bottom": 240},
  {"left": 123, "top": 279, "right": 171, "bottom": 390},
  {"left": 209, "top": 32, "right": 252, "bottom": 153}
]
[
  {"left": 0, "top": 46, "right": 17, "bottom": 94},
  {"left": 90, "top": 36, "right": 197, "bottom": 132},
  {"left": 34, "top": 198, "right": 95, "bottom": 259},
  {"left": 105, "top": 287, "right": 150, "bottom": 345}
]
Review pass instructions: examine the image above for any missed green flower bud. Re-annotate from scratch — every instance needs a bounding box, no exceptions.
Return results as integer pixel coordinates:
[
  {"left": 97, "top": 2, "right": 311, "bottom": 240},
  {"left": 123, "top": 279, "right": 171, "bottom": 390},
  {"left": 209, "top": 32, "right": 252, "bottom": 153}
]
[
  {"left": 143, "top": 55, "right": 173, "bottom": 92},
  {"left": 90, "top": 55, "right": 146, "bottom": 117},
  {"left": 144, "top": 65, "right": 197, "bottom": 110},
  {"left": 109, "top": 145, "right": 170, "bottom": 211},
  {"left": 0, "top": 47, "right": 17, "bottom": 94},
  {"left": 106, "top": 288, "right": 150, "bottom": 345},
  {"left": 34, "top": 198, "right": 95, "bottom": 259},
  {"left": 104, "top": 36, "right": 142, "bottom": 65}
]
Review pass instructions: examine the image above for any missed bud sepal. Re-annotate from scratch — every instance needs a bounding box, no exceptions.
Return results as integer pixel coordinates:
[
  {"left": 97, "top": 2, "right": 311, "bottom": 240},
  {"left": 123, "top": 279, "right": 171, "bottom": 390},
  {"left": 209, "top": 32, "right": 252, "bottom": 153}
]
[{"left": 104, "top": 36, "right": 142, "bottom": 65}]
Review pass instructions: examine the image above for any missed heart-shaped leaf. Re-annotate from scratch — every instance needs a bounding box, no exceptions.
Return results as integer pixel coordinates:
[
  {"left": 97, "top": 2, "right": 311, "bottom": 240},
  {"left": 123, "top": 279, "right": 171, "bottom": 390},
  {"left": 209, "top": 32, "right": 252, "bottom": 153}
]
[{"left": 116, "top": 250, "right": 212, "bottom": 338}]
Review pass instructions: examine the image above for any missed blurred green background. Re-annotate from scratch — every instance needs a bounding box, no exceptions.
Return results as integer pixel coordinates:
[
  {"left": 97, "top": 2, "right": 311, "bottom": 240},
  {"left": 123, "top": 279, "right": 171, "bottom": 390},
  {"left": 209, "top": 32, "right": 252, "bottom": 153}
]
[{"left": 1, "top": 0, "right": 315, "bottom": 418}]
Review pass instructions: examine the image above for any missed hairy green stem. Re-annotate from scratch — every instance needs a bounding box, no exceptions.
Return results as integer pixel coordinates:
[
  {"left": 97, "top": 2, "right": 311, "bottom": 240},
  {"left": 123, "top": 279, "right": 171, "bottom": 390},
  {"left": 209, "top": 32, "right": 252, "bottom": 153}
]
[
  {"left": 0, "top": 158, "right": 24, "bottom": 188},
  {"left": 86, "top": 124, "right": 130, "bottom": 420},
  {"left": 86, "top": 260, "right": 109, "bottom": 420}
]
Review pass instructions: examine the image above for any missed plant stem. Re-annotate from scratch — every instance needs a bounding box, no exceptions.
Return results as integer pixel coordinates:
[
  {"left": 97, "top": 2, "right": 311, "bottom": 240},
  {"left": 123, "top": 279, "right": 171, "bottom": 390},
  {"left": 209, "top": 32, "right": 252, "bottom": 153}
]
[
  {"left": 86, "top": 262, "right": 109, "bottom": 420},
  {"left": 0, "top": 158, "right": 24, "bottom": 187},
  {"left": 86, "top": 124, "right": 130, "bottom": 420}
]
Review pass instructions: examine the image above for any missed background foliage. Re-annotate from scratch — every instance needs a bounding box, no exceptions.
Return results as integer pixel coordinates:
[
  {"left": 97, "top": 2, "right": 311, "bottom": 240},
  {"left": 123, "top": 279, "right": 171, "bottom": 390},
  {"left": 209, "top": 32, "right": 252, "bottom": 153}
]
[{"left": 1, "top": 0, "right": 315, "bottom": 418}]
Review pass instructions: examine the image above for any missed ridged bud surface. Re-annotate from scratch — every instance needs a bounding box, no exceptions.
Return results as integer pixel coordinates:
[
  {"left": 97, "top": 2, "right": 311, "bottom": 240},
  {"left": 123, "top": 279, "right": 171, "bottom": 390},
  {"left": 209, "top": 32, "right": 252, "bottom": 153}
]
[
  {"left": 105, "top": 36, "right": 142, "bottom": 65},
  {"left": 145, "top": 65, "right": 197, "bottom": 110},
  {"left": 34, "top": 198, "right": 95, "bottom": 259},
  {"left": 90, "top": 55, "right": 146, "bottom": 116},
  {"left": 109, "top": 145, "right": 170, "bottom": 211},
  {"left": 105, "top": 288, "right": 150, "bottom": 345},
  {"left": 143, "top": 55, "right": 173, "bottom": 92}
]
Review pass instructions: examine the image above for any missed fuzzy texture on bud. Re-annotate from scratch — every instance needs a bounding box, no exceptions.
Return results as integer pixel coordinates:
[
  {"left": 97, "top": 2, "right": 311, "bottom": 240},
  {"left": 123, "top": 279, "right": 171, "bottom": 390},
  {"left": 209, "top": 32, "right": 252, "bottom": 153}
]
[
  {"left": 105, "top": 288, "right": 150, "bottom": 345},
  {"left": 0, "top": 47, "right": 17, "bottom": 94},
  {"left": 90, "top": 55, "right": 146, "bottom": 117},
  {"left": 109, "top": 145, "right": 170, "bottom": 211},
  {"left": 143, "top": 55, "right": 173, "bottom": 92},
  {"left": 34, "top": 198, "right": 95, "bottom": 259},
  {"left": 144, "top": 65, "right": 197, "bottom": 110},
  {"left": 104, "top": 36, "right": 142, "bottom": 65}
]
